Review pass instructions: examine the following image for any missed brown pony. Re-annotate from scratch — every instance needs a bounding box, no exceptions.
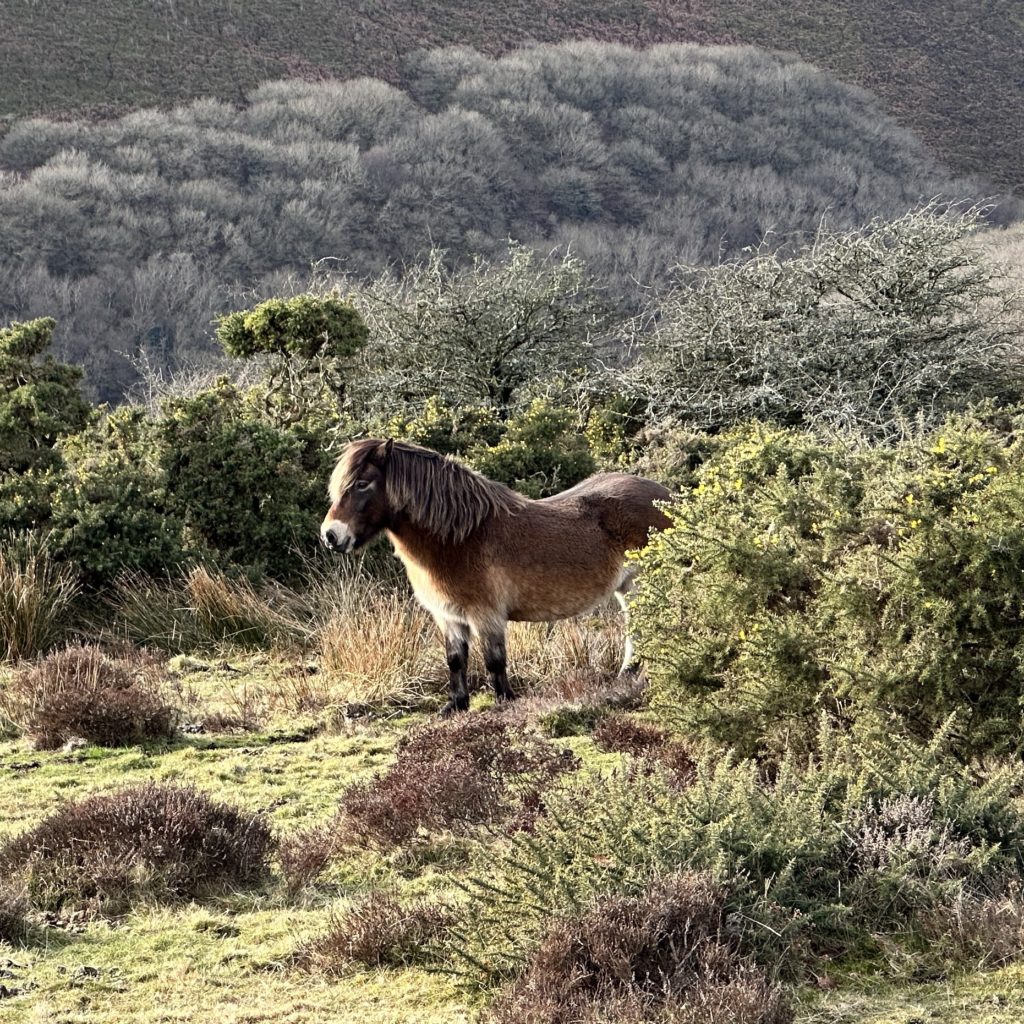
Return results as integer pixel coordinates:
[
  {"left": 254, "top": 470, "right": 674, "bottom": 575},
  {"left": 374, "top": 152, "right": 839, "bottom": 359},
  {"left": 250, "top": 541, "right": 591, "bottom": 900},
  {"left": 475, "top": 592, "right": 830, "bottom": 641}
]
[{"left": 321, "top": 439, "right": 671, "bottom": 715}]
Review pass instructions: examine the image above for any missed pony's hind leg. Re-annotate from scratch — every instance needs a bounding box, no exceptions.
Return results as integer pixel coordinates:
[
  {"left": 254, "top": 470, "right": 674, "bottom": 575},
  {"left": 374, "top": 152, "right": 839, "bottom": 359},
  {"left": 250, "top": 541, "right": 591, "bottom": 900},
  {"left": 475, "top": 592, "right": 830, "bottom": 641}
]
[
  {"left": 440, "top": 620, "right": 471, "bottom": 716},
  {"left": 615, "top": 571, "right": 639, "bottom": 676},
  {"left": 479, "top": 626, "right": 516, "bottom": 704}
]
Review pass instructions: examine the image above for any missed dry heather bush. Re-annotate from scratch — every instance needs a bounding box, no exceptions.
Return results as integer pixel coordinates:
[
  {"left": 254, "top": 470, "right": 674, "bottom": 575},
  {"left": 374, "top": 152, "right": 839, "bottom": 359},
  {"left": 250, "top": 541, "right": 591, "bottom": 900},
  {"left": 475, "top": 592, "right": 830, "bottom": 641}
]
[
  {"left": 278, "top": 823, "right": 339, "bottom": 896},
  {"left": 2, "top": 644, "right": 177, "bottom": 749},
  {"left": 298, "top": 893, "right": 454, "bottom": 973},
  {"left": 488, "top": 872, "right": 791, "bottom": 1024},
  {"left": 533, "top": 673, "right": 648, "bottom": 738},
  {"left": 593, "top": 716, "right": 696, "bottom": 786},
  {"left": 0, "top": 888, "right": 30, "bottom": 946},
  {"left": 0, "top": 782, "right": 274, "bottom": 915},
  {"left": 913, "top": 886, "right": 1024, "bottom": 969},
  {"left": 340, "top": 715, "right": 579, "bottom": 848},
  {"left": 0, "top": 537, "right": 79, "bottom": 662}
]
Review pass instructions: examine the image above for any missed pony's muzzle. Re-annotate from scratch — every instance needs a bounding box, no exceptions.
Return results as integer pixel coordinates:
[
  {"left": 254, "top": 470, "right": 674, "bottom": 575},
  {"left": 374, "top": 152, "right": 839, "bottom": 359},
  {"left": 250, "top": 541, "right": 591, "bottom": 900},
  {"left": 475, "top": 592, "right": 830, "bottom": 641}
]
[{"left": 321, "top": 521, "right": 354, "bottom": 554}]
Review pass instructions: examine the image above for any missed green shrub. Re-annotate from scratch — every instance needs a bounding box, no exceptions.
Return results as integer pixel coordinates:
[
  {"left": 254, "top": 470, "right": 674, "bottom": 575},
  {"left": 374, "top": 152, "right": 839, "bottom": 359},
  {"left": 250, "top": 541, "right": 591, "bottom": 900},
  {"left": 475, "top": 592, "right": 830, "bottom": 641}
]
[
  {"left": 471, "top": 399, "right": 597, "bottom": 497},
  {"left": 160, "top": 382, "right": 315, "bottom": 578},
  {"left": 629, "top": 415, "right": 1024, "bottom": 756},
  {"left": 454, "top": 724, "right": 1024, "bottom": 983},
  {"left": 217, "top": 295, "right": 367, "bottom": 362},
  {"left": 0, "top": 317, "right": 91, "bottom": 532},
  {"left": 50, "top": 408, "right": 183, "bottom": 586},
  {"left": 389, "top": 396, "right": 597, "bottom": 497},
  {"left": 49, "top": 383, "right": 321, "bottom": 585}
]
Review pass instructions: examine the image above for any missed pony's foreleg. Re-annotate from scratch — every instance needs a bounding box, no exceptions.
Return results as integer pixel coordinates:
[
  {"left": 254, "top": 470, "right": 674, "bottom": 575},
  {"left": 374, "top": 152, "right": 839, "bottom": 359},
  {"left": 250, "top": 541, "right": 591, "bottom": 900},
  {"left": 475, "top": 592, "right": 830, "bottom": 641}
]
[
  {"left": 479, "top": 625, "right": 516, "bottom": 704},
  {"left": 440, "top": 620, "right": 471, "bottom": 717}
]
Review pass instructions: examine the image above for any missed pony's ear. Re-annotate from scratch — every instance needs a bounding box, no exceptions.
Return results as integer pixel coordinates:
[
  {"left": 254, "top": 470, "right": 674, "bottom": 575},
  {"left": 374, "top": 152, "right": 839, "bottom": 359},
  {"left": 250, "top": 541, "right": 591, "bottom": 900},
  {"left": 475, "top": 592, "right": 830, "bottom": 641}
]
[{"left": 379, "top": 438, "right": 394, "bottom": 463}]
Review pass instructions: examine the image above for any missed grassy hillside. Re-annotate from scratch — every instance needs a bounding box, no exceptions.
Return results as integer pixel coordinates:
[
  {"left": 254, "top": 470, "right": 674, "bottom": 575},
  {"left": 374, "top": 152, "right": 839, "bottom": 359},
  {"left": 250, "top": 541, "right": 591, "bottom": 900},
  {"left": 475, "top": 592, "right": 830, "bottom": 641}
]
[{"left": 1, "top": 0, "right": 1021, "bottom": 193}]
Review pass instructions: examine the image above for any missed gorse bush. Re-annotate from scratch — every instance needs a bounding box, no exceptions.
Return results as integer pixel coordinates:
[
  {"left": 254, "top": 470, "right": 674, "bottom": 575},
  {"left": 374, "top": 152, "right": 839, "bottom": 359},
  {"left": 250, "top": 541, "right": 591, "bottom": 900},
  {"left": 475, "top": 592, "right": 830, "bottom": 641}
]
[
  {"left": 0, "top": 782, "right": 274, "bottom": 915},
  {"left": 0, "top": 317, "right": 91, "bottom": 533},
  {"left": 46, "top": 380, "right": 325, "bottom": 585},
  {"left": 2, "top": 644, "right": 177, "bottom": 750},
  {"left": 388, "top": 396, "right": 597, "bottom": 497},
  {"left": 629, "top": 413, "right": 1024, "bottom": 756},
  {"left": 455, "top": 724, "right": 1024, "bottom": 982}
]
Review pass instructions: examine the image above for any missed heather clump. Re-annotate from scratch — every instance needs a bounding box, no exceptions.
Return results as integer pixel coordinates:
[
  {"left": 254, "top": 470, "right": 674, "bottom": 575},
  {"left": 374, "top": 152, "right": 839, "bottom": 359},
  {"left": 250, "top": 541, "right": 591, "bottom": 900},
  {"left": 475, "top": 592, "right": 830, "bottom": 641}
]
[
  {"left": 0, "top": 782, "right": 274, "bottom": 916},
  {"left": 2, "top": 643, "right": 177, "bottom": 749},
  {"left": 297, "top": 893, "right": 455, "bottom": 974},
  {"left": 339, "top": 714, "right": 579, "bottom": 848},
  {"left": 488, "top": 873, "right": 790, "bottom": 1024}
]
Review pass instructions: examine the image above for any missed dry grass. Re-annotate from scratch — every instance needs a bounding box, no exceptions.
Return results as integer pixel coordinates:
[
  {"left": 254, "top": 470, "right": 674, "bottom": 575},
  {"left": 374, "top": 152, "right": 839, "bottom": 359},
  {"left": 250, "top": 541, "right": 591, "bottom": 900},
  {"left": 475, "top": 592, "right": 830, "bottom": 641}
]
[
  {"left": 110, "top": 567, "right": 307, "bottom": 654},
  {"left": 507, "top": 610, "right": 625, "bottom": 689},
  {"left": 0, "top": 535, "right": 79, "bottom": 663},
  {"left": 301, "top": 563, "right": 444, "bottom": 712}
]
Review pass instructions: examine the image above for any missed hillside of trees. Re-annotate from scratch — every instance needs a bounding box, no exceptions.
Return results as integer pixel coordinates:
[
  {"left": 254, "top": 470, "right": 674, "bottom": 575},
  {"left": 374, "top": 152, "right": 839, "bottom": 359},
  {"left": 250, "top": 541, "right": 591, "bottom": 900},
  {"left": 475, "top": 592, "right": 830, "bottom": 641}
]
[
  {"left": 0, "top": 42, "right": 996, "bottom": 401},
  {"left": 2, "top": 0, "right": 1021, "bottom": 196}
]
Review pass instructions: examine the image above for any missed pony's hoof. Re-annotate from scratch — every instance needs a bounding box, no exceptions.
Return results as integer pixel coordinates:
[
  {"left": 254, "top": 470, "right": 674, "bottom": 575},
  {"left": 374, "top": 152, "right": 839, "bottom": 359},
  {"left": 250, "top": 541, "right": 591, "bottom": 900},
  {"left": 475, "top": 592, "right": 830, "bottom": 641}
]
[
  {"left": 440, "top": 698, "right": 469, "bottom": 717},
  {"left": 496, "top": 688, "right": 518, "bottom": 704}
]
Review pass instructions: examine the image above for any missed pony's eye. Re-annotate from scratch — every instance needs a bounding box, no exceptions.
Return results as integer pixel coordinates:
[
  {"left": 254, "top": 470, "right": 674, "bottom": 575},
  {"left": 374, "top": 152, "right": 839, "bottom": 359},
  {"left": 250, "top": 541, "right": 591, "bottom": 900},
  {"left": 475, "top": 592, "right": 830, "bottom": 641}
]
[{"left": 355, "top": 480, "right": 372, "bottom": 492}]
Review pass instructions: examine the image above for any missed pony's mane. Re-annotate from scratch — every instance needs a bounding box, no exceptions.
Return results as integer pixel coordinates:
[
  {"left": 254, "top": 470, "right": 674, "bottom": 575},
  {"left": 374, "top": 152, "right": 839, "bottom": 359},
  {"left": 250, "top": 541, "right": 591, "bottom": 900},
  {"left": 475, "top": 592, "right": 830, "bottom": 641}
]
[{"left": 331, "top": 439, "right": 524, "bottom": 543}]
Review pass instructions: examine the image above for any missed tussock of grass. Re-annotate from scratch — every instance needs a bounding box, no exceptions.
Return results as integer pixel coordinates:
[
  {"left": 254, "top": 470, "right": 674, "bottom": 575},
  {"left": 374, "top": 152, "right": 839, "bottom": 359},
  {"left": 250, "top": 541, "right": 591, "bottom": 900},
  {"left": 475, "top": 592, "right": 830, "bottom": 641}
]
[
  {"left": 110, "top": 566, "right": 306, "bottom": 654},
  {"left": 1, "top": 643, "right": 177, "bottom": 750},
  {"left": 307, "top": 565, "right": 444, "bottom": 711},
  {"left": 0, "top": 535, "right": 79, "bottom": 663},
  {"left": 0, "top": 781, "right": 274, "bottom": 916},
  {"left": 507, "top": 612, "right": 625, "bottom": 688}
]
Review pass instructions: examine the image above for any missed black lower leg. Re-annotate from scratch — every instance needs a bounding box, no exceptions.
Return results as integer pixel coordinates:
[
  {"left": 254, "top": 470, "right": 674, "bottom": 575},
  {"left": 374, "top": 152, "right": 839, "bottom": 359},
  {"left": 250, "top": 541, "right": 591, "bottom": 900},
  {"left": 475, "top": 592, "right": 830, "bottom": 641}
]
[
  {"left": 441, "top": 627, "right": 470, "bottom": 716},
  {"left": 483, "top": 636, "right": 516, "bottom": 703}
]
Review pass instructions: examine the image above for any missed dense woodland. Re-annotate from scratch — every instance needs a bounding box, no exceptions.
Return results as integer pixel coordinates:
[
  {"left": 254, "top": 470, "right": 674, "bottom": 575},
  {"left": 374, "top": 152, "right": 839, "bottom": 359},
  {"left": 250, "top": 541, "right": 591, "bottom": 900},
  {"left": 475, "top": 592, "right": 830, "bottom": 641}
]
[
  {"left": 4, "top": 0, "right": 1022, "bottom": 196},
  {"left": 0, "top": 42, "right": 998, "bottom": 400}
]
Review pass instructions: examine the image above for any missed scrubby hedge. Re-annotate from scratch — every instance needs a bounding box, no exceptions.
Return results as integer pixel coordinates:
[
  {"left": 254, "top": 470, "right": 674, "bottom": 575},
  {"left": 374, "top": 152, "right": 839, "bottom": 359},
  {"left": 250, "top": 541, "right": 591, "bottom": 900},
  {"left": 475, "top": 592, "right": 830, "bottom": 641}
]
[{"left": 629, "top": 411, "right": 1024, "bottom": 756}]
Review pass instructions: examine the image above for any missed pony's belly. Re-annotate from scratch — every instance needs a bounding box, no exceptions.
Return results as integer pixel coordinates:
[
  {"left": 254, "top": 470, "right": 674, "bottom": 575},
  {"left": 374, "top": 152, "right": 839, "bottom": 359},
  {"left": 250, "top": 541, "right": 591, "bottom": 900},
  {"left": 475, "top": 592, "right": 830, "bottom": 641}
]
[{"left": 505, "top": 573, "right": 619, "bottom": 622}]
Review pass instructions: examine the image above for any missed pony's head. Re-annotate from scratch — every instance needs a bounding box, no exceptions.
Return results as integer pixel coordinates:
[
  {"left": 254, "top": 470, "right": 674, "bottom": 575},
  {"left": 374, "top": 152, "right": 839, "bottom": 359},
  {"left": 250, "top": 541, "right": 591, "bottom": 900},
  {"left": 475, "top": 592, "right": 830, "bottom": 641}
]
[{"left": 321, "top": 438, "right": 394, "bottom": 553}]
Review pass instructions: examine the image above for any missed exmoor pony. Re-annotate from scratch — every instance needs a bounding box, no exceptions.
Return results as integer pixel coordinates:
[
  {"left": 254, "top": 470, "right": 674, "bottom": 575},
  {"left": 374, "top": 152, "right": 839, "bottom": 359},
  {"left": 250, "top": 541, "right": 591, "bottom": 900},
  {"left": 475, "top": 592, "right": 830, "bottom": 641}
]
[{"left": 322, "top": 439, "right": 671, "bottom": 715}]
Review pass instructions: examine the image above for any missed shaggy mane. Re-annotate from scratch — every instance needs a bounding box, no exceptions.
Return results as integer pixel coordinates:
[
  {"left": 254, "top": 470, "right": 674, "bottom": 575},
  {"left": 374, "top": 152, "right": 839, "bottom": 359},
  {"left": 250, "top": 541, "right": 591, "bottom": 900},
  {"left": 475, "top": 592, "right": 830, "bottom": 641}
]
[{"left": 330, "top": 439, "right": 524, "bottom": 543}]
